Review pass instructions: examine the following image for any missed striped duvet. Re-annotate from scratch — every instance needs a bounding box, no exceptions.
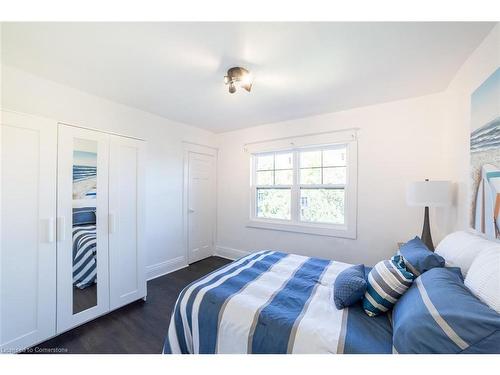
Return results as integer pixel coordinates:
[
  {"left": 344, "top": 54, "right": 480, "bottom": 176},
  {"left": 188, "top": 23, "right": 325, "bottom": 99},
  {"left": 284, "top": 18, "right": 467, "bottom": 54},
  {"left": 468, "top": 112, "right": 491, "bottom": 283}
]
[
  {"left": 163, "top": 251, "right": 393, "bottom": 354},
  {"left": 72, "top": 224, "right": 97, "bottom": 289}
]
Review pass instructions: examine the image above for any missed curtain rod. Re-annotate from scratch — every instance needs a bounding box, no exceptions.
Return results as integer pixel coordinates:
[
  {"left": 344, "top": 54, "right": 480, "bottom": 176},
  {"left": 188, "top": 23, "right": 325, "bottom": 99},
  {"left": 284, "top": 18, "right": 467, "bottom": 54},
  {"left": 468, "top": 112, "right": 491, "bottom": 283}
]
[
  {"left": 242, "top": 127, "right": 360, "bottom": 148},
  {"left": 58, "top": 121, "right": 146, "bottom": 141}
]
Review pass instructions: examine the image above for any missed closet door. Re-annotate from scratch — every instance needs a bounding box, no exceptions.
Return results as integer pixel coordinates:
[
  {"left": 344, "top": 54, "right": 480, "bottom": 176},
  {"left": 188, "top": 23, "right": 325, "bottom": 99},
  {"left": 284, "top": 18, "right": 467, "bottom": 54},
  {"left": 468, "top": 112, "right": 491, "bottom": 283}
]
[
  {"left": 56, "top": 124, "right": 110, "bottom": 333},
  {"left": 108, "top": 135, "right": 146, "bottom": 310},
  {"left": 0, "top": 111, "right": 57, "bottom": 352}
]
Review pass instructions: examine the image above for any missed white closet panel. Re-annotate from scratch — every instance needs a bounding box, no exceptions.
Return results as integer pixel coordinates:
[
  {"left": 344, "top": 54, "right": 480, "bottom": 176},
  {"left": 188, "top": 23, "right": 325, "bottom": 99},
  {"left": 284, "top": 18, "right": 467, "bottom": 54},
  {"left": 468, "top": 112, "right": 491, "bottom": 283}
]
[
  {"left": 0, "top": 111, "right": 57, "bottom": 352},
  {"left": 108, "top": 135, "right": 146, "bottom": 309}
]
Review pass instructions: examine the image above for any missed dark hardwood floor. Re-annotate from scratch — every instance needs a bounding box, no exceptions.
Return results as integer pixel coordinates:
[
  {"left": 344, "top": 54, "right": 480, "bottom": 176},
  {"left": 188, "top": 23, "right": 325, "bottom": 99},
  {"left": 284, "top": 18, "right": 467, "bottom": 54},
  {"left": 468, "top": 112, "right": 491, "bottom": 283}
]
[
  {"left": 27, "top": 256, "right": 231, "bottom": 354},
  {"left": 73, "top": 284, "right": 97, "bottom": 314}
]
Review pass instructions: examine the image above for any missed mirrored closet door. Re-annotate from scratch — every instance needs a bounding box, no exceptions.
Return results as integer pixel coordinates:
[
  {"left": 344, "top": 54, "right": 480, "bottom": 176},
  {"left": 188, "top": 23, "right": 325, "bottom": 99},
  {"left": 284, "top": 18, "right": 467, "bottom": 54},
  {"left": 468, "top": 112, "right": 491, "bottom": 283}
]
[{"left": 56, "top": 124, "right": 110, "bottom": 333}]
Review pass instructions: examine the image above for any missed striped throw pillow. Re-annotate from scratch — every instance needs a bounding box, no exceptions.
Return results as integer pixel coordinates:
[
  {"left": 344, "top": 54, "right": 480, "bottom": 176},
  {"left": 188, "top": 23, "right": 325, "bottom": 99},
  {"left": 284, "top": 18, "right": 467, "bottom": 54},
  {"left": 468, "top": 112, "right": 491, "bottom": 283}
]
[{"left": 362, "top": 255, "right": 415, "bottom": 316}]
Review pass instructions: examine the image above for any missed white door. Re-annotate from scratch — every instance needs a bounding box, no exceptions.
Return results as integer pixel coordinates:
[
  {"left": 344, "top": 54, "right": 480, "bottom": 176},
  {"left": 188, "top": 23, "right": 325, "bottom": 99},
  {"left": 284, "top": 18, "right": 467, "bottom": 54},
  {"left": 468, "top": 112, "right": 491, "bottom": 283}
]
[
  {"left": 187, "top": 150, "right": 216, "bottom": 264},
  {"left": 56, "top": 124, "right": 110, "bottom": 333},
  {"left": 0, "top": 111, "right": 57, "bottom": 352},
  {"left": 108, "top": 135, "right": 146, "bottom": 310}
]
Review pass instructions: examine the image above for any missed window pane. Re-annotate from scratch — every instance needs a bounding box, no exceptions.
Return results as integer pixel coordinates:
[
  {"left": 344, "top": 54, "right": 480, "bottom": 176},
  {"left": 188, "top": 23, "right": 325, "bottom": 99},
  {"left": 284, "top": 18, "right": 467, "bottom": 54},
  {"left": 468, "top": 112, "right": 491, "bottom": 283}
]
[
  {"left": 300, "top": 168, "right": 321, "bottom": 184},
  {"left": 275, "top": 169, "right": 293, "bottom": 185},
  {"left": 256, "top": 154, "right": 274, "bottom": 170},
  {"left": 300, "top": 150, "right": 321, "bottom": 168},
  {"left": 275, "top": 152, "right": 293, "bottom": 170},
  {"left": 300, "top": 188, "right": 345, "bottom": 224},
  {"left": 256, "top": 171, "right": 274, "bottom": 185},
  {"left": 323, "top": 167, "right": 346, "bottom": 185},
  {"left": 257, "top": 188, "right": 291, "bottom": 220},
  {"left": 323, "top": 148, "right": 346, "bottom": 167}
]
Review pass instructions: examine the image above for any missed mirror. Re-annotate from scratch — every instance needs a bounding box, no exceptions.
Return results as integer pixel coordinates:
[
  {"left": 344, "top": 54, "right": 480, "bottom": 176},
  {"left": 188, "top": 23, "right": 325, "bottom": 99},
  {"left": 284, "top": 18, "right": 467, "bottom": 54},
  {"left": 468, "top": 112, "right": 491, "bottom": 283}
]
[{"left": 72, "top": 138, "right": 98, "bottom": 314}]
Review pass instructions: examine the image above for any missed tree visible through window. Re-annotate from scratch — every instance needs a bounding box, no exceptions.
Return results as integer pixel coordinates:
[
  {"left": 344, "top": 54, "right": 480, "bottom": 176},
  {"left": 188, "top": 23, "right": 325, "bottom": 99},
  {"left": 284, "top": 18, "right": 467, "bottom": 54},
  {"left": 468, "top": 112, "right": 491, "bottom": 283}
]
[
  {"left": 255, "top": 152, "right": 293, "bottom": 220},
  {"left": 252, "top": 145, "right": 348, "bottom": 226},
  {"left": 299, "top": 147, "right": 346, "bottom": 224}
]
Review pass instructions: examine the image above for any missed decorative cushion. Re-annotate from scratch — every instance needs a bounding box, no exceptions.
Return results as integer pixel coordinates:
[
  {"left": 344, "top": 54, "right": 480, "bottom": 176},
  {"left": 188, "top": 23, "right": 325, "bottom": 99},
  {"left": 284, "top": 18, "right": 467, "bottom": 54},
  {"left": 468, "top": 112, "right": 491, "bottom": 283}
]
[
  {"left": 399, "top": 236, "right": 444, "bottom": 276},
  {"left": 362, "top": 255, "right": 415, "bottom": 317},
  {"left": 333, "top": 264, "right": 367, "bottom": 310},
  {"left": 465, "top": 247, "right": 500, "bottom": 314},
  {"left": 393, "top": 267, "right": 500, "bottom": 353},
  {"left": 435, "top": 230, "right": 498, "bottom": 277}
]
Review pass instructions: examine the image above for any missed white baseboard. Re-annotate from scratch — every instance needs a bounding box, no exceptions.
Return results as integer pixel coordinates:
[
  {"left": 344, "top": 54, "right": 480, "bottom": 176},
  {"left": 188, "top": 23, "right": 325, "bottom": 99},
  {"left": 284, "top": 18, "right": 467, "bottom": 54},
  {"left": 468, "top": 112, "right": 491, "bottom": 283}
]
[
  {"left": 147, "top": 247, "right": 250, "bottom": 281},
  {"left": 214, "top": 246, "right": 251, "bottom": 260},
  {"left": 146, "top": 256, "right": 188, "bottom": 281}
]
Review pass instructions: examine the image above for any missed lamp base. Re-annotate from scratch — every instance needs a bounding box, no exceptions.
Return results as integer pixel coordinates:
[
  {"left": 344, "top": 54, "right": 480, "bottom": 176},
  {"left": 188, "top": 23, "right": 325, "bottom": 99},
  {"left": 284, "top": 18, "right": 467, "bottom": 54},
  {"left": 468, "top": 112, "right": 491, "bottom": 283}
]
[{"left": 421, "top": 206, "right": 434, "bottom": 251}]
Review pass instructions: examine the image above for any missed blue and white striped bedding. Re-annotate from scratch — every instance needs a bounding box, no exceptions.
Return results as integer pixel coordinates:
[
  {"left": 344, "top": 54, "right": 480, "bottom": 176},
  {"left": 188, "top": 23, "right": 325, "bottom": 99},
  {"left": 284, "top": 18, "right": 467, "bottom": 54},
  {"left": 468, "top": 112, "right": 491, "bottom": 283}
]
[
  {"left": 72, "top": 224, "right": 97, "bottom": 289},
  {"left": 163, "top": 251, "right": 392, "bottom": 354}
]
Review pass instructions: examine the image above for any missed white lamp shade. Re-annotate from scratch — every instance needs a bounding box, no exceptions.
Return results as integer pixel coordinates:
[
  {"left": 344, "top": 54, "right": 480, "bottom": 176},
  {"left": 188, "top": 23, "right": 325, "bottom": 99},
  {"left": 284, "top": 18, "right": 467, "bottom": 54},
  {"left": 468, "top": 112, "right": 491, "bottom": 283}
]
[{"left": 406, "top": 180, "right": 452, "bottom": 207}]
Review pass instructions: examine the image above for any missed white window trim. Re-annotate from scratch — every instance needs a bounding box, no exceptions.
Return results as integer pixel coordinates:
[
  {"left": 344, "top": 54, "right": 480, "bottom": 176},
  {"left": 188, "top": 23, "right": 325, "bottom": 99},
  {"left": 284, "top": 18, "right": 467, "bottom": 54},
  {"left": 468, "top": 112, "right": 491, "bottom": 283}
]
[{"left": 246, "top": 131, "right": 357, "bottom": 239}]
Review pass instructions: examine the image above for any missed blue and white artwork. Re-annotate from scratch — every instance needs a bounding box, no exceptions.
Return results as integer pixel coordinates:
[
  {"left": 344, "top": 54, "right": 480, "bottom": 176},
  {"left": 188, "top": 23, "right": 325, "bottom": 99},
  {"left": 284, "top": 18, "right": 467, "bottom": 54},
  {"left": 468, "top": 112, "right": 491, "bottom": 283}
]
[
  {"left": 470, "top": 68, "right": 500, "bottom": 239},
  {"left": 73, "top": 139, "right": 97, "bottom": 200}
]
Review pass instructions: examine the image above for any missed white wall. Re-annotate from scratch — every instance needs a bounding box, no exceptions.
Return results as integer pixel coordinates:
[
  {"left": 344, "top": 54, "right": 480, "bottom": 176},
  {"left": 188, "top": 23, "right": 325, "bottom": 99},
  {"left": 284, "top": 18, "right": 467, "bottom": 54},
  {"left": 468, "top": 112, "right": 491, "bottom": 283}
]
[
  {"left": 216, "top": 92, "right": 451, "bottom": 266},
  {"left": 1, "top": 65, "right": 217, "bottom": 279},
  {"left": 442, "top": 24, "right": 499, "bottom": 231}
]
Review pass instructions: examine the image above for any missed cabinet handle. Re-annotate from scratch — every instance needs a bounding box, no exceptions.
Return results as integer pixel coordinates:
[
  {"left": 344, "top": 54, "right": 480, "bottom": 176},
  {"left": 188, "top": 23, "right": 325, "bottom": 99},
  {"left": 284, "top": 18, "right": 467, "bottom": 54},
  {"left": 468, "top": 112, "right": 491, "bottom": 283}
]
[
  {"left": 109, "top": 213, "right": 116, "bottom": 234},
  {"left": 46, "top": 218, "right": 55, "bottom": 243},
  {"left": 57, "top": 217, "right": 66, "bottom": 242}
]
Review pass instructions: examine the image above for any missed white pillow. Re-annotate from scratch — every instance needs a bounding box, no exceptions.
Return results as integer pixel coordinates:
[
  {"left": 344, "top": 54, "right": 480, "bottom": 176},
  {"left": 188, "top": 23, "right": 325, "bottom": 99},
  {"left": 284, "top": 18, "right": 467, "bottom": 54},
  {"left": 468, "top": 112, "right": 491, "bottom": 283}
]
[
  {"left": 465, "top": 247, "right": 500, "bottom": 314},
  {"left": 435, "top": 231, "right": 498, "bottom": 276}
]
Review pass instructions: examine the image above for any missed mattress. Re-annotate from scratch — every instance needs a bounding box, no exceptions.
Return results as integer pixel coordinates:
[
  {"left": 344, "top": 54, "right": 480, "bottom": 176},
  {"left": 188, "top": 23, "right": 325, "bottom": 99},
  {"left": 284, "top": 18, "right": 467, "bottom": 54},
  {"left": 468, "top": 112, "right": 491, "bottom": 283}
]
[{"left": 163, "top": 250, "right": 392, "bottom": 354}]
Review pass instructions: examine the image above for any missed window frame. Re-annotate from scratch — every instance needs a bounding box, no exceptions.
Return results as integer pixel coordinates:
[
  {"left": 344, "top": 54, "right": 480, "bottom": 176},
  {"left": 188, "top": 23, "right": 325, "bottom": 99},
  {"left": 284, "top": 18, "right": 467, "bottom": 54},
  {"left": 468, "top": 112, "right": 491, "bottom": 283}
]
[
  {"left": 248, "top": 140, "right": 357, "bottom": 239},
  {"left": 252, "top": 150, "right": 294, "bottom": 222}
]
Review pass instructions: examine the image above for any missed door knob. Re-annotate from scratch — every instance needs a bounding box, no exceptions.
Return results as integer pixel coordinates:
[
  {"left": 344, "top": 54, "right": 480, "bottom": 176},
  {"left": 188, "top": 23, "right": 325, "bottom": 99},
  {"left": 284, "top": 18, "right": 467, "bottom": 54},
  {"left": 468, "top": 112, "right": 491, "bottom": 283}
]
[
  {"left": 46, "top": 218, "right": 55, "bottom": 243},
  {"left": 109, "top": 213, "right": 116, "bottom": 234},
  {"left": 57, "top": 217, "right": 66, "bottom": 242},
  {"left": 188, "top": 208, "right": 195, "bottom": 213}
]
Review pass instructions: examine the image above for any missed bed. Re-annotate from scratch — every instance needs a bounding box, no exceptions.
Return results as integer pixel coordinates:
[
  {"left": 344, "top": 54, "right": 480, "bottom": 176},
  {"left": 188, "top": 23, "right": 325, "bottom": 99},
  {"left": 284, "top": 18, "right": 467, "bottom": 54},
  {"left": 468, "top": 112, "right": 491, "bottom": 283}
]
[
  {"left": 72, "top": 207, "right": 97, "bottom": 289},
  {"left": 163, "top": 250, "right": 393, "bottom": 354}
]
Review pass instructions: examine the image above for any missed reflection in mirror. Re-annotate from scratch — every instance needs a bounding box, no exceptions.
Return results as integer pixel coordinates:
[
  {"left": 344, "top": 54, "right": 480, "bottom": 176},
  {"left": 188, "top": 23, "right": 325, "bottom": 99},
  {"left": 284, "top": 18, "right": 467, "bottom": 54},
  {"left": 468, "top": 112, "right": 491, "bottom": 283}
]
[{"left": 72, "top": 138, "right": 98, "bottom": 314}]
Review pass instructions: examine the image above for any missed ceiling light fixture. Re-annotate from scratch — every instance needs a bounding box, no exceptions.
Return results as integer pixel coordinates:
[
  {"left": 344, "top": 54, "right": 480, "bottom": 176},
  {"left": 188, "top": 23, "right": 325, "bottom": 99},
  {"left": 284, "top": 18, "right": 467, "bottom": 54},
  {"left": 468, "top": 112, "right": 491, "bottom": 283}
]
[{"left": 224, "top": 67, "right": 252, "bottom": 94}]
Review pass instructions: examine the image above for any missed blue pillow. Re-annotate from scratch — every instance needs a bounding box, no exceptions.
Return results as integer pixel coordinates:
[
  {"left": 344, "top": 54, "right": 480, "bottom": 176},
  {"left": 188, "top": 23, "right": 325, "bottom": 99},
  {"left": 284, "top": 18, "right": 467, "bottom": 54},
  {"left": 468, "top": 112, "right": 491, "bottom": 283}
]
[
  {"left": 399, "top": 236, "right": 445, "bottom": 276},
  {"left": 333, "top": 264, "right": 367, "bottom": 309},
  {"left": 392, "top": 267, "right": 500, "bottom": 353},
  {"left": 445, "top": 266, "right": 464, "bottom": 281},
  {"left": 363, "top": 255, "right": 415, "bottom": 316},
  {"left": 73, "top": 207, "right": 96, "bottom": 225}
]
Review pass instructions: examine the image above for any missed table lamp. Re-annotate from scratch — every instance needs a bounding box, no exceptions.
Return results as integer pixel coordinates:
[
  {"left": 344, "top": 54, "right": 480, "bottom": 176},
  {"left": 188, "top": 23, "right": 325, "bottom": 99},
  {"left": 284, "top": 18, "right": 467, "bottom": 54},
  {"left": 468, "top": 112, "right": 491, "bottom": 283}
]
[{"left": 406, "top": 179, "right": 452, "bottom": 251}]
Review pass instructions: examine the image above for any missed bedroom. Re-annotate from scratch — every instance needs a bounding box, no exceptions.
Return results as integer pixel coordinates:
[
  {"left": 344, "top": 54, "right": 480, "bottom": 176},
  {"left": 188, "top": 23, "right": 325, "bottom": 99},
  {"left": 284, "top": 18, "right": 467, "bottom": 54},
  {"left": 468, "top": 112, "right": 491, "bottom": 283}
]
[{"left": 1, "top": 0, "right": 499, "bottom": 372}]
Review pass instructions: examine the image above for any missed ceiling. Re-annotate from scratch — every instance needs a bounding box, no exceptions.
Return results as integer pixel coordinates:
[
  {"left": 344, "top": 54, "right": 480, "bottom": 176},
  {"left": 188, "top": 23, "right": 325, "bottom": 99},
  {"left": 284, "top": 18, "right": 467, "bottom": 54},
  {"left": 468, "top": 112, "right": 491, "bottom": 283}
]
[{"left": 1, "top": 22, "right": 495, "bottom": 133}]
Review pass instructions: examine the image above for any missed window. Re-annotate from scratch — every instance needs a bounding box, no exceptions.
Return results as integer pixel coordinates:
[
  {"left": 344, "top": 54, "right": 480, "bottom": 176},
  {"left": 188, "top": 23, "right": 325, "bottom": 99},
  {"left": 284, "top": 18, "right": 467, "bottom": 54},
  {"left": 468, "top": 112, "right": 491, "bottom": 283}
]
[
  {"left": 249, "top": 140, "right": 357, "bottom": 238},
  {"left": 299, "top": 147, "right": 346, "bottom": 225},
  {"left": 255, "top": 152, "right": 293, "bottom": 220}
]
